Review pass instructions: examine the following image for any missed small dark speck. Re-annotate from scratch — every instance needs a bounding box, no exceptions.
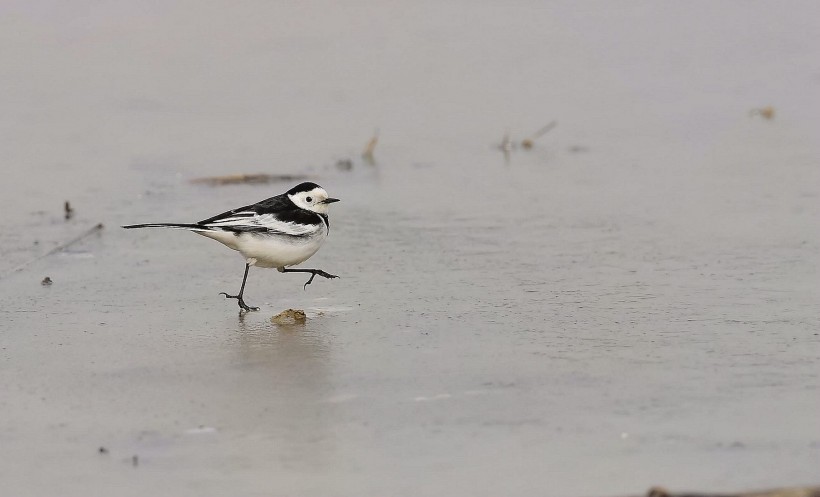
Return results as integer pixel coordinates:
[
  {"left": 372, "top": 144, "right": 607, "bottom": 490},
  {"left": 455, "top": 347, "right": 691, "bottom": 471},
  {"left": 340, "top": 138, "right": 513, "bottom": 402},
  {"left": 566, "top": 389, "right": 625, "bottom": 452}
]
[
  {"left": 132, "top": 455, "right": 139, "bottom": 467},
  {"left": 98, "top": 446, "right": 108, "bottom": 454},
  {"left": 41, "top": 276, "right": 53, "bottom": 286},
  {"left": 335, "top": 159, "right": 353, "bottom": 171}
]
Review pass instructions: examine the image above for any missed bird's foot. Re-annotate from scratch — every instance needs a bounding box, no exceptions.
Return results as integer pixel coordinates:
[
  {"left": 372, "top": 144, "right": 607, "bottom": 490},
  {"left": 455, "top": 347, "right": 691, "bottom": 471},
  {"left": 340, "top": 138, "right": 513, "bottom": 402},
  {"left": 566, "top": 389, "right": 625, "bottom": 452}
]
[
  {"left": 219, "top": 292, "right": 259, "bottom": 312},
  {"left": 303, "top": 270, "right": 339, "bottom": 290}
]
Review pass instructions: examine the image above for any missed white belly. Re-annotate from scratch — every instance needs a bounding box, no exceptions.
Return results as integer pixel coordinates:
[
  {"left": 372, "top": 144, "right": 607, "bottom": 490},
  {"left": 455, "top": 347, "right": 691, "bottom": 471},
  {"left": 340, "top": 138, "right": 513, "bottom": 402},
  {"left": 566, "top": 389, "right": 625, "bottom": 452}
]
[{"left": 197, "top": 229, "right": 326, "bottom": 269}]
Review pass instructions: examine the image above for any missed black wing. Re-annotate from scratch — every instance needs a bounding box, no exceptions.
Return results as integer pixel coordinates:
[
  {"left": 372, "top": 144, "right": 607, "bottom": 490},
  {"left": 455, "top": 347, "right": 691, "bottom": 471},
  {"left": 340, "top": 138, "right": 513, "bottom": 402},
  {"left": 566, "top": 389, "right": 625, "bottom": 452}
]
[
  {"left": 197, "top": 193, "right": 294, "bottom": 225},
  {"left": 196, "top": 193, "right": 323, "bottom": 235}
]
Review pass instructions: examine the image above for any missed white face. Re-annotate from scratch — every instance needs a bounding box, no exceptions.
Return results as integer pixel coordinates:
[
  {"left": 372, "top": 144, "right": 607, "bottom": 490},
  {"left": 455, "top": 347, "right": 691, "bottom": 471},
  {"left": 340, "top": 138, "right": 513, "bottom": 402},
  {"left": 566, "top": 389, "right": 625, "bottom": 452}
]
[{"left": 288, "top": 187, "right": 337, "bottom": 214}]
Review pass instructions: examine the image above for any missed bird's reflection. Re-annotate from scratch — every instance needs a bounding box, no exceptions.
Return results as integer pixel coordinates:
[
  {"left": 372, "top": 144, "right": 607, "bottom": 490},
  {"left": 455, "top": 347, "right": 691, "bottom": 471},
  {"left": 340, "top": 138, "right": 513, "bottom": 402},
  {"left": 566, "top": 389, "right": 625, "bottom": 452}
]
[{"left": 226, "top": 313, "right": 338, "bottom": 469}]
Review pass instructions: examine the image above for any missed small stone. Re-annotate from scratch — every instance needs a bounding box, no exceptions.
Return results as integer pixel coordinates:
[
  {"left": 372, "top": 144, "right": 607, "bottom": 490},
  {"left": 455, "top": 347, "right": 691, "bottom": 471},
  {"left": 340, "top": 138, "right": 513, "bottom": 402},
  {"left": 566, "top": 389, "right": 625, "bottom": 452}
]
[
  {"left": 271, "top": 309, "right": 307, "bottom": 325},
  {"left": 335, "top": 159, "right": 353, "bottom": 171},
  {"left": 750, "top": 106, "right": 775, "bottom": 120}
]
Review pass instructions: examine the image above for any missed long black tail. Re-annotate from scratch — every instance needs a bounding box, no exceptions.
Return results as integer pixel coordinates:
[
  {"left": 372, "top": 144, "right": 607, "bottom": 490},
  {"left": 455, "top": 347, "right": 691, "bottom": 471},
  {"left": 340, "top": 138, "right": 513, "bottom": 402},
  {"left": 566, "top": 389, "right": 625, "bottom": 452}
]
[{"left": 122, "top": 223, "right": 206, "bottom": 230}]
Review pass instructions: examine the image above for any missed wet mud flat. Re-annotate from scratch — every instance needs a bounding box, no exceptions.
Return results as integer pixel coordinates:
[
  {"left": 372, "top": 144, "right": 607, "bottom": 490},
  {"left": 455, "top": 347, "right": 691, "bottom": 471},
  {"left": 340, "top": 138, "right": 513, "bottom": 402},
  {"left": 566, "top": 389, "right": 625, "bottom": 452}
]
[{"left": 1, "top": 134, "right": 817, "bottom": 496}]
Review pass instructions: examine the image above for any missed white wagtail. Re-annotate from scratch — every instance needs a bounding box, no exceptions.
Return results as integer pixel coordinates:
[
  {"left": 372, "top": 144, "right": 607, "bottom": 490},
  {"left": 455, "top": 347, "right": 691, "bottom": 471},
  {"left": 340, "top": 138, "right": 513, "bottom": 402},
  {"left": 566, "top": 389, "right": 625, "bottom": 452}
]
[{"left": 123, "top": 182, "right": 339, "bottom": 311}]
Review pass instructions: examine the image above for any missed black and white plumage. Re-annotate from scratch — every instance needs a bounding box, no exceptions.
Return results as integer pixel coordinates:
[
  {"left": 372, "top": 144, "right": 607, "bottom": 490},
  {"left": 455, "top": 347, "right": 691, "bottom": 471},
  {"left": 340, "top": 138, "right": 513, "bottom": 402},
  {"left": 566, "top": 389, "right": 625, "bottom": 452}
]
[{"left": 123, "top": 182, "right": 340, "bottom": 311}]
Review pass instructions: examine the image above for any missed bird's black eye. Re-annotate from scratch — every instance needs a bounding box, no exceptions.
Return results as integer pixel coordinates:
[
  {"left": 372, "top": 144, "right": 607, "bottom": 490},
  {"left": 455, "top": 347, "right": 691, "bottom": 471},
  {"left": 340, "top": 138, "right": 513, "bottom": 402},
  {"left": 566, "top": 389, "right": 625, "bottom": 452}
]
[{"left": 305, "top": 196, "right": 312, "bottom": 203}]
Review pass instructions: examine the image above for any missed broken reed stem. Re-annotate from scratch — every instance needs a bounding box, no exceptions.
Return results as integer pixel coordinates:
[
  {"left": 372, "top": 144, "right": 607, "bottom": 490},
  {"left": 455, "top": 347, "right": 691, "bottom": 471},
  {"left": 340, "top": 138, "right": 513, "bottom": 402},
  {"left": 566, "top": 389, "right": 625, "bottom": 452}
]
[
  {"left": 527, "top": 121, "right": 558, "bottom": 141},
  {"left": 644, "top": 486, "right": 820, "bottom": 497},
  {"left": 0, "top": 223, "right": 104, "bottom": 280},
  {"left": 362, "top": 131, "right": 379, "bottom": 158},
  {"left": 190, "top": 173, "right": 311, "bottom": 186}
]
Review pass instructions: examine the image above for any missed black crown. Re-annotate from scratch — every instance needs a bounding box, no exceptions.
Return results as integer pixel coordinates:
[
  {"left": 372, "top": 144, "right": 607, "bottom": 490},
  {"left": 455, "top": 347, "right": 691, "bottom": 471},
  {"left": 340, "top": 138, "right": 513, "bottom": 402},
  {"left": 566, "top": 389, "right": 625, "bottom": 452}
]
[{"left": 287, "top": 182, "right": 322, "bottom": 195}]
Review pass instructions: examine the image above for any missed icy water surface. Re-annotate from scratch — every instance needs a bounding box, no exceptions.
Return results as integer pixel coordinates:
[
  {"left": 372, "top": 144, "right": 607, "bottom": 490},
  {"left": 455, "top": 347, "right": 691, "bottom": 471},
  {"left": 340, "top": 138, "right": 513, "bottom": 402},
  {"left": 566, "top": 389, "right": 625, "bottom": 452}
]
[{"left": 1, "top": 2, "right": 818, "bottom": 496}]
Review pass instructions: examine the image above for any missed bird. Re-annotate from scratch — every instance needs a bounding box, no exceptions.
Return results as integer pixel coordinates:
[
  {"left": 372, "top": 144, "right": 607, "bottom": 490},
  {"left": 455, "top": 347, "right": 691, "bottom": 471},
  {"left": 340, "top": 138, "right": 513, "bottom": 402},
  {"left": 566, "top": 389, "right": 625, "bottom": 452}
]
[{"left": 123, "top": 182, "right": 340, "bottom": 311}]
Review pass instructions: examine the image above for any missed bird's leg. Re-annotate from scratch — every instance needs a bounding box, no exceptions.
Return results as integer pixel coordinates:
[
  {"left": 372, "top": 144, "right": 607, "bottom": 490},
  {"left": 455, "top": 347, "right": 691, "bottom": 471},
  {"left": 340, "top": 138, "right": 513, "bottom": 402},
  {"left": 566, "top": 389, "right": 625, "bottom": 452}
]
[
  {"left": 219, "top": 263, "right": 259, "bottom": 311},
  {"left": 280, "top": 268, "right": 339, "bottom": 290}
]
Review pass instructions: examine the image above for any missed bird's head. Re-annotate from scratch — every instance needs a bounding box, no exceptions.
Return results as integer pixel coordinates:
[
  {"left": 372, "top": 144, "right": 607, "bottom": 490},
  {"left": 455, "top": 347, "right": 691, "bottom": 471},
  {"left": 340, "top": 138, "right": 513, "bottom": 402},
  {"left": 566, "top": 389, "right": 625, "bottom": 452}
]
[{"left": 287, "top": 182, "right": 340, "bottom": 214}]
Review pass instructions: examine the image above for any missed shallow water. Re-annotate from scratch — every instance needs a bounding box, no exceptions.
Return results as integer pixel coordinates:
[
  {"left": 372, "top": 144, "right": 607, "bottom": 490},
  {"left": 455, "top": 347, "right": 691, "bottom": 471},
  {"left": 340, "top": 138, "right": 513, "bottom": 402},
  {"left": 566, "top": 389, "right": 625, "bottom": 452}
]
[{"left": 1, "top": 2, "right": 819, "bottom": 496}]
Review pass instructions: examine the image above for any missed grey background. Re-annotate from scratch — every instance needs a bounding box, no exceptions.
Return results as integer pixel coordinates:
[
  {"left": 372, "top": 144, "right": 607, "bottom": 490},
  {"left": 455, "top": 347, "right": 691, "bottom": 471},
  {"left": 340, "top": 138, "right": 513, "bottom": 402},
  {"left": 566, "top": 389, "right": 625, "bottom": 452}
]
[{"left": 1, "top": 1, "right": 818, "bottom": 496}]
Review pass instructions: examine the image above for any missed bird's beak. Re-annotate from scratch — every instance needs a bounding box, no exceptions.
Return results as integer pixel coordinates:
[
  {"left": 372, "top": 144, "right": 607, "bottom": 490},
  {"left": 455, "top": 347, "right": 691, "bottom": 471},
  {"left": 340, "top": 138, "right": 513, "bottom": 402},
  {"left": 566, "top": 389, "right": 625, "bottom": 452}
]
[{"left": 321, "top": 198, "right": 340, "bottom": 204}]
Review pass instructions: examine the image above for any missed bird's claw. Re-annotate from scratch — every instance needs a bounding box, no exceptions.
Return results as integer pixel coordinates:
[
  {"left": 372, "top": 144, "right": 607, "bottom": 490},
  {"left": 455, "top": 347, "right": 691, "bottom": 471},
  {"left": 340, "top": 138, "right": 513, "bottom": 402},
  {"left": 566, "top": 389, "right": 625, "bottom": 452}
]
[
  {"left": 219, "top": 292, "right": 259, "bottom": 312},
  {"left": 303, "top": 270, "right": 339, "bottom": 291}
]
